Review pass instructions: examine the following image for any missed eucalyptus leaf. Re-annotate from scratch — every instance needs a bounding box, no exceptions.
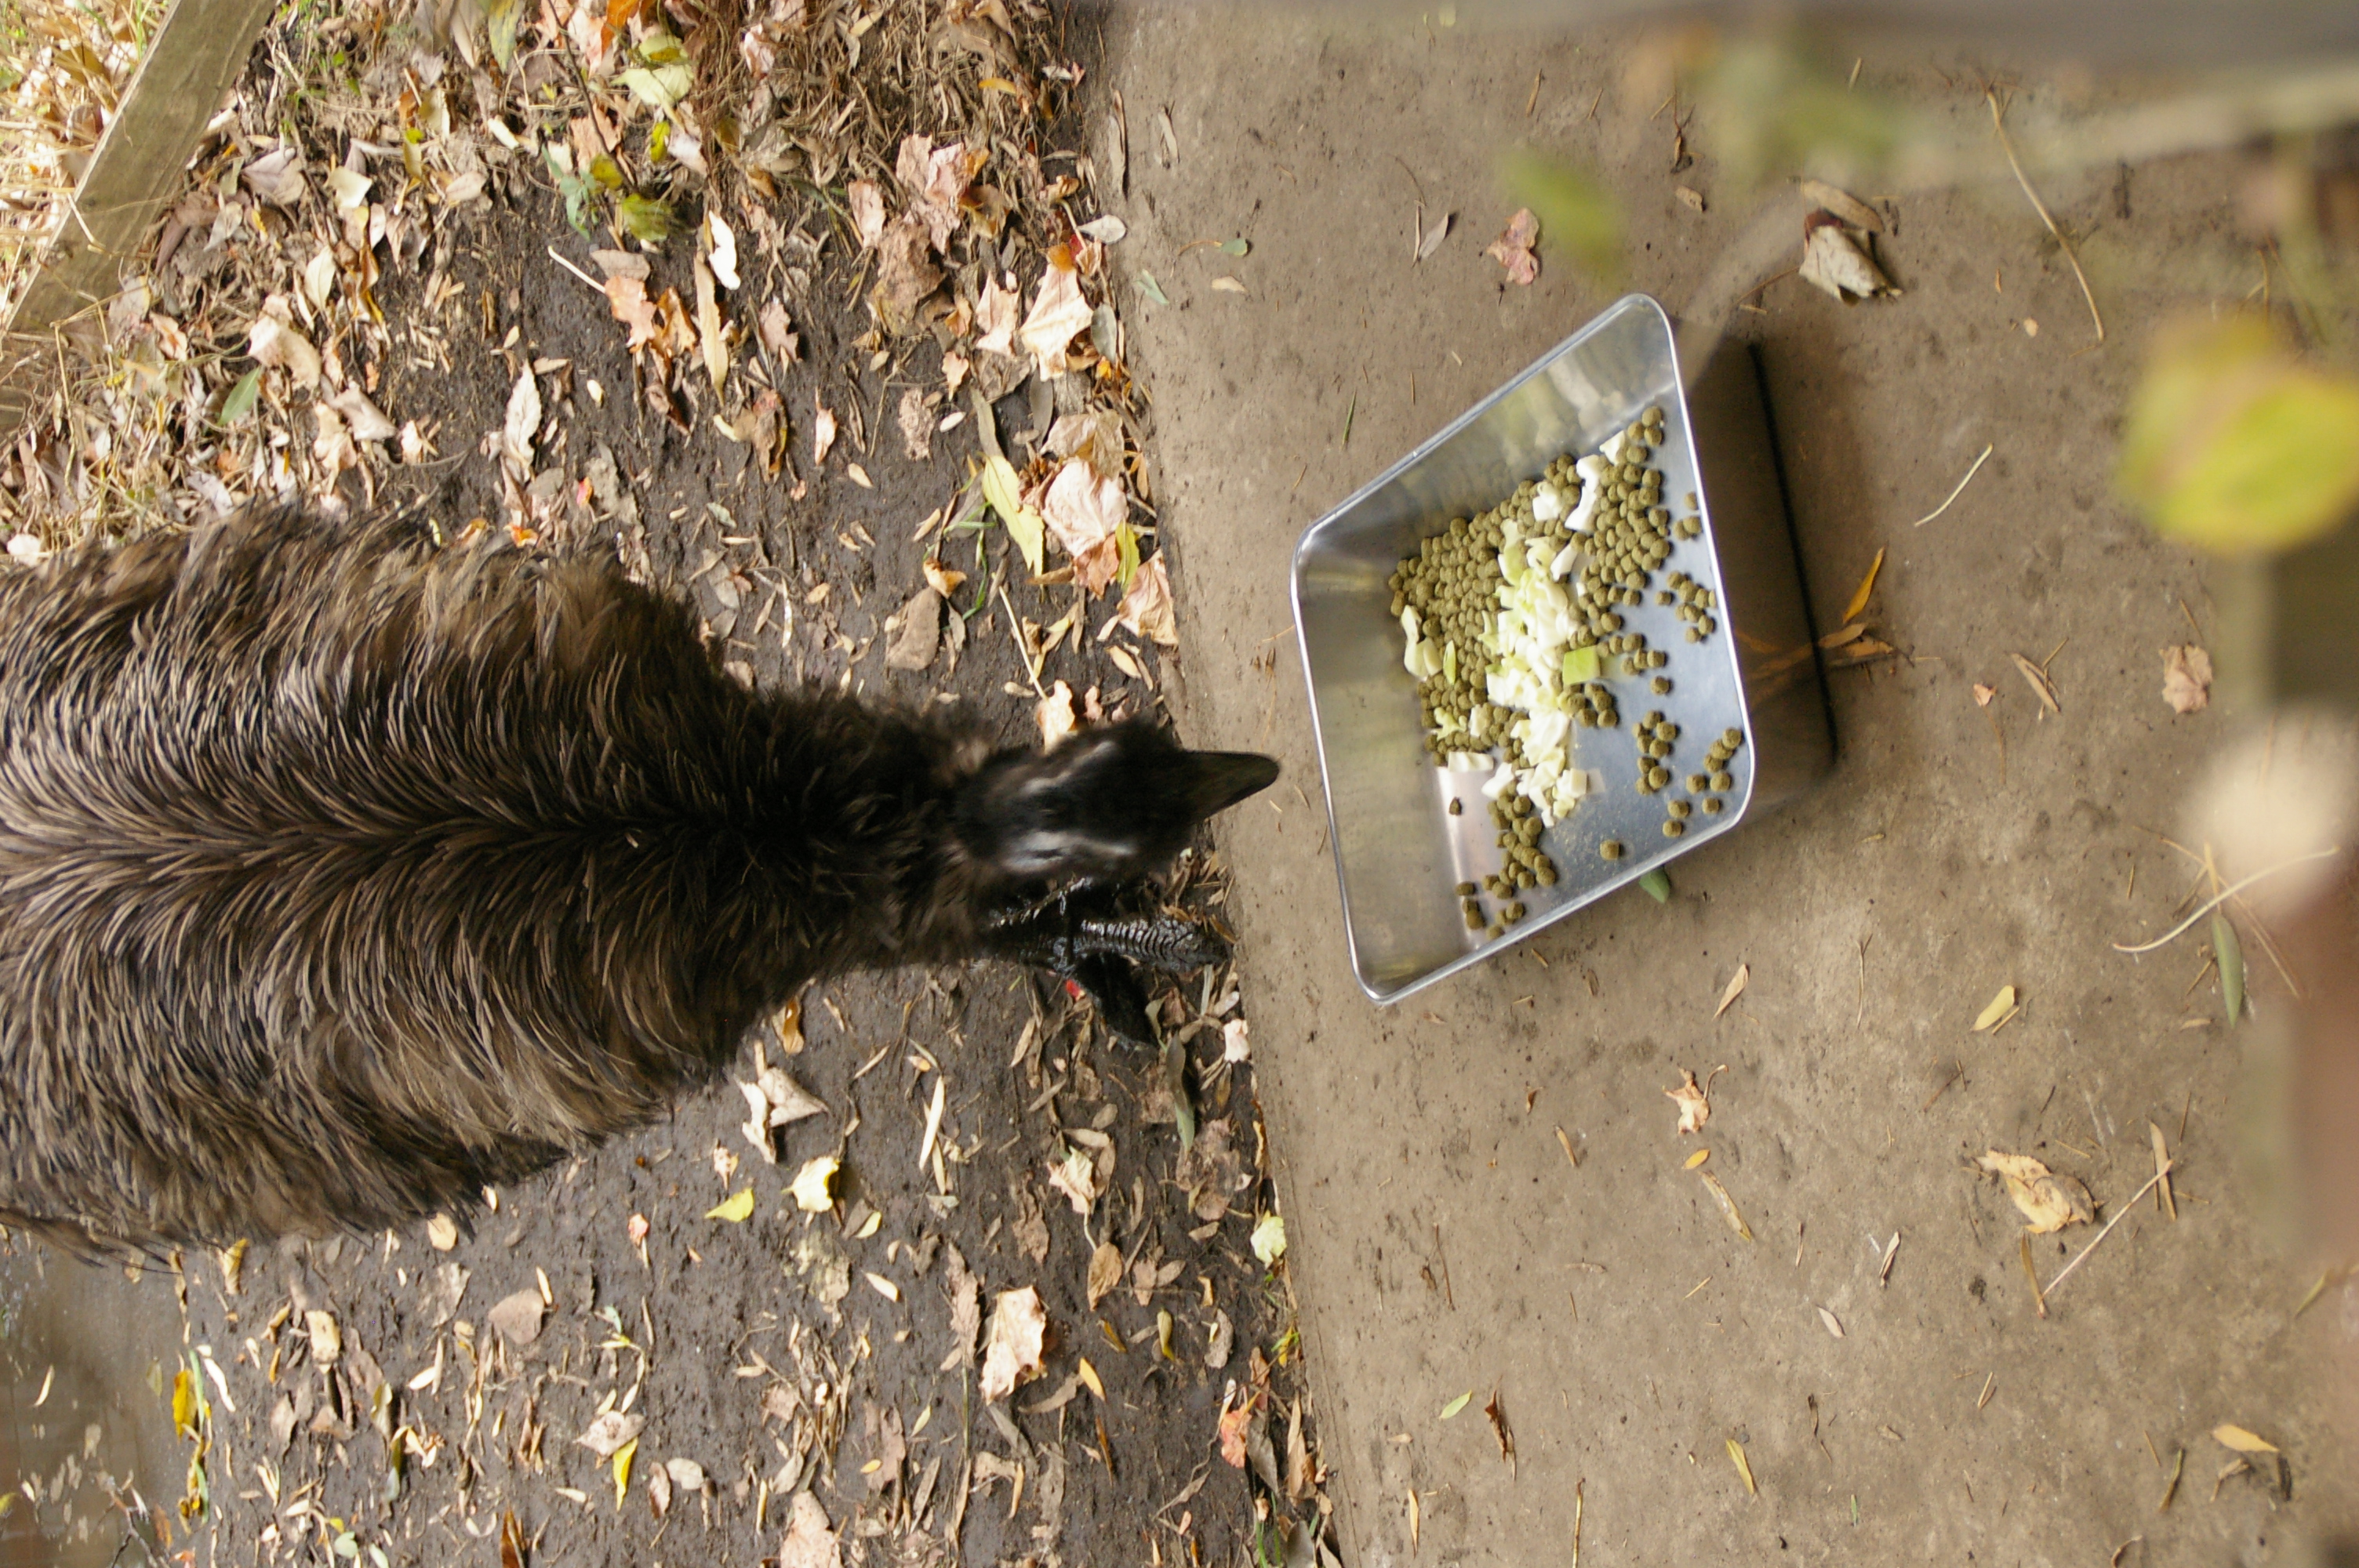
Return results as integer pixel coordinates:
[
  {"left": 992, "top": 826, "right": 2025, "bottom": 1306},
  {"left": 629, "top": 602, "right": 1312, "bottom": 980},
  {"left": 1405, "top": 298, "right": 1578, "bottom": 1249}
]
[
  {"left": 218, "top": 367, "right": 262, "bottom": 426},
  {"left": 1135, "top": 271, "right": 1169, "bottom": 306},
  {"left": 1218, "top": 237, "right": 1249, "bottom": 256},
  {"left": 2214, "top": 910, "right": 2245, "bottom": 1026}
]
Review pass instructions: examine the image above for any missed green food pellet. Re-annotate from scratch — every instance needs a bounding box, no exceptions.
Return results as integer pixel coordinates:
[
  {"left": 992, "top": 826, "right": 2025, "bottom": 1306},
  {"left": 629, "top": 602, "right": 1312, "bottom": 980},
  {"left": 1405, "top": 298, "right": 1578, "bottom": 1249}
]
[
  {"left": 1712, "top": 771, "right": 1734, "bottom": 791},
  {"left": 1601, "top": 840, "right": 1626, "bottom": 861},
  {"left": 1722, "top": 728, "right": 1743, "bottom": 748},
  {"left": 1464, "top": 906, "right": 1485, "bottom": 930},
  {"left": 1703, "top": 796, "right": 1725, "bottom": 814},
  {"left": 1651, "top": 676, "right": 1672, "bottom": 695},
  {"left": 1486, "top": 922, "right": 1505, "bottom": 940},
  {"left": 1685, "top": 628, "right": 1702, "bottom": 643},
  {"left": 1448, "top": 797, "right": 1463, "bottom": 815},
  {"left": 1536, "top": 861, "right": 1558, "bottom": 885},
  {"left": 1507, "top": 902, "right": 1526, "bottom": 922},
  {"left": 1668, "top": 800, "right": 1692, "bottom": 820},
  {"left": 1688, "top": 773, "right": 1710, "bottom": 792},
  {"left": 1663, "top": 819, "right": 1685, "bottom": 839},
  {"left": 1647, "top": 766, "right": 1670, "bottom": 789},
  {"left": 1456, "top": 881, "right": 1478, "bottom": 897}
]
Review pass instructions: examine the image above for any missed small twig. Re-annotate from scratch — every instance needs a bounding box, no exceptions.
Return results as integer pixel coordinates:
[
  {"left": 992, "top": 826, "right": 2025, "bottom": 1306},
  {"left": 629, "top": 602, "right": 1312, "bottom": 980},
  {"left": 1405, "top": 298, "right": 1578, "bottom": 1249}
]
[
  {"left": 2044, "top": 1161, "right": 2170, "bottom": 1299},
  {"left": 1911, "top": 443, "right": 1994, "bottom": 527},
  {"left": 2113, "top": 848, "right": 2343, "bottom": 954},
  {"left": 996, "top": 583, "right": 1046, "bottom": 699},
  {"left": 1986, "top": 90, "right": 2104, "bottom": 343}
]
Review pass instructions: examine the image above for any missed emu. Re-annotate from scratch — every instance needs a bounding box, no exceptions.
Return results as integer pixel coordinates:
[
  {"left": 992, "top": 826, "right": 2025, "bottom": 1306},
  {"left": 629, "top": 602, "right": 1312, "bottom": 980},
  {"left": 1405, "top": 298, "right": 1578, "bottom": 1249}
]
[{"left": 0, "top": 506, "right": 1274, "bottom": 1253}]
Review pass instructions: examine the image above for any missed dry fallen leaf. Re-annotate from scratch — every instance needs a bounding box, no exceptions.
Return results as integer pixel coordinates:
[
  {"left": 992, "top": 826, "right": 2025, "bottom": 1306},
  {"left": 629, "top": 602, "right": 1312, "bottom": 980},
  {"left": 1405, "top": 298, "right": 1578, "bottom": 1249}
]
[
  {"left": 1972, "top": 682, "right": 1997, "bottom": 707},
  {"left": 2162, "top": 644, "right": 2213, "bottom": 714},
  {"left": 1041, "top": 457, "right": 1128, "bottom": 595},
  {"left": 791, "top": 1154, "right": 840, "bottom": 1213},
  {"left": 1086, "top": 1242, "right": 1122, "bottom": 1309},
  {"left": 1714, "top": 964, "right": 1749, "bottom": 1019},
  {"left": 1699, "top": 1171, "right": 1754, "bottom": 1241},
  {"left": 813, "top": 401, "right": 838, "bottom": 466},
  {"left": 980, "top": 1287, "right": 1048, "bottom": 1400},
  {"left": 1484, "top": 208, "right": 1540, "bottom": 285},
  {"left": 2213, "top": 1424, "right": 2280, "bottom": 1456},
  {"left": 1972, "top": 985, "right": 2019, "bottom": 1032},
  {"left": 427, "top": 1213, "right": 459, "bottom": 1251},
  {"left": 1975, "top": 1150, "right": 2095, "bottom": 1234},
  {"left": 884, "top": 587, "right": 943, "bottom": 673},
  {"left": 1666, "top": 1066, "right": 1723, "bottom": 1135},
  {"left": 306, "top": 1310, "right": 341, "bottom": 1368},
  {"left": 1798, "top": 179, "right": 1885, "bottom": 233},
  {"left": 576, "top": 1410, "right": 644, "bottom": 1458},
  {"left": 1674, "top": 185, "right": 1707, "bottom": 213},
  {"left": 1798, "top": 210, "right": 1896, "bottom": 302},
  {"left": 486, "top": 1288, "right": 547, "bottom": 1346},
  {"left": 1817, "top": 1305, "right": 1845, "bottom": 1339},
  {"left": 1727, "top": 1436, "right": 1757, "bottom": 1496},
  {"left": 1843, "top": 546, "right": 1885, "bottom": 624},
  {"left": 1483, "top": 1390, "right": 1515, "bottom": 1468},
  {"left": 1020, "top": 247, "right": 1096, "bottom": 379},
  {"left": 1415, "top": 209, "right": 1453, "bottom": 262},
  {"left": 1118, "top": 554, "right": 1179, "bottom": 647},
  {"left": 1037, "top": 681, "right": 1079, "bottom": 749},
  {"left": 778, "top": 1490, "right": 840, "bottom": 1568}
]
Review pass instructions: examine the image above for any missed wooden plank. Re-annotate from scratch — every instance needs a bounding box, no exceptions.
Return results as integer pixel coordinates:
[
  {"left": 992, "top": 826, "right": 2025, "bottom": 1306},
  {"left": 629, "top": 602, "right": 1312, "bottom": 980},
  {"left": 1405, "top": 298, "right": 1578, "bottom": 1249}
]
[{"left": 0, "top": 0, "right": 281, "bottom": 432}]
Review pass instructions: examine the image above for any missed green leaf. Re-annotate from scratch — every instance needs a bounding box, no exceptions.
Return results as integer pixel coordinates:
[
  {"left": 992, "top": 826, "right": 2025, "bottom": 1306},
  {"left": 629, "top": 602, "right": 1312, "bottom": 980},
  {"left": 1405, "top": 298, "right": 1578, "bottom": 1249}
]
[
  {"left": 980, "top": 454, "right": 1045, "bottom": 575},
  {"left": 1163, "top": 1037, "right": 1195, "bottom": 1152},
  {"left": 645, "top": 122, "right": 670, "bottom": 166},
  {"left": 616, "top": 63, "right": 692, "bottom": 111},
  {"left": 485, "top": 0, "right": 522, "bottom": 71},
  {"left": 1500, "top": 149, "right": 1624, "bottom": 285},
  {"left": 218, "top": 367, "right": 262, "bottom": 426},
  {"left": 589, "top": 153, "right": 625, "bottom": 191},
  {"left": 1218, "top": 237, "right": 1249, "bottom": 256},
  {"left": 1638, "top": 869, "right": 1672, "bottom": 903},
  {"left": 333, "top": 1534, "right": 359, "bottom": 1561},
  {"left": 1135, "top": 271, "right": 1169, "bottom": 306},
  {"left": 619, "top": 194, "right": 674, "bottom": 243},
  {"left": 2118, "top": 314, "right": 2359, "bottom": 557},
  {"left": 1439, "top": 1390, "right": 1472, "bottom": 1420},
  {"left": 705, "top": 1187, "right": 755, "bottom": 1223},
  {"left": 2214, "top": 910, "right": 2245, "bottom": 1026}
]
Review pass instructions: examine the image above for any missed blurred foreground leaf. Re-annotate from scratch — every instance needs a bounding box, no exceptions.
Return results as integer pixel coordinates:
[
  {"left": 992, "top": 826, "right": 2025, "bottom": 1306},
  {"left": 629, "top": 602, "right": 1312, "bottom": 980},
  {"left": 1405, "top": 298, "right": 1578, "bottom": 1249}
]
[
  {"left": 2119, "top": 315, "right": 2359, "bottom": 555},
  {"left": 1693, "top": 35, "right": 1904, "bottom": 191},
  {"left": 1500, "top": 151, "right": 1623, "bottom": 287}
]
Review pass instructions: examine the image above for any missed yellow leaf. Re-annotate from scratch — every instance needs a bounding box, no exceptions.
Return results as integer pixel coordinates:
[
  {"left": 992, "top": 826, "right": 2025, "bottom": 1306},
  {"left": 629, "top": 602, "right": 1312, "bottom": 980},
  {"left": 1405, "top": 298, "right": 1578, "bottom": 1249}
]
[
  {"left": 1714, "top": 963, "right": 1749, "bottom": 1020},
  {"left": 980, "top": 454, "right": 1046, "bottom": 575},
  {"left": 1700, "top": 1172, "right": 1754, "bottom": 1241},
  {"left": 2212, "top": 1424, "right": 2280, "bottom": 1455},
  {"left": 1077, "top": 1357, "right": 1104, "bottom": 1399},
  {"left": 613, "top": 1437, "right": 638, "bottom": 1508},
  {"left": 1684, "top": 1148, "right": 1710, "bottom": 1170},
  {"left": 1439, "top": 1391, "right": 1472, "bottom": 1420},
  {"left": 1727, "top": 1437, "right": 1757, "bottom": 1496},
  {"left": 172, "top": 1367, "right": 198, "bottom": 1439},
  {"left": 789, "top": 1154, "right": 839, "bottom": 1213},
  {"left": 1842, "top": 546, "right": 1884, "bottom": 625},
  {"left": 706, "top": 1188, "right": 755, "bottom": 1223},
  {"left": 1972, "top": 985, "right": 2017, "bottom": 1032}
]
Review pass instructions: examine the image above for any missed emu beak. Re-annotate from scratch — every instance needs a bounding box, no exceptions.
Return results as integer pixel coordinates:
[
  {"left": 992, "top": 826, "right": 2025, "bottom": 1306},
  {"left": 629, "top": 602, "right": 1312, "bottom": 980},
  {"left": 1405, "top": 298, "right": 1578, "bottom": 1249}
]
[{"left": 1181, "top": 752, "right": 1281, "bottom": 821}]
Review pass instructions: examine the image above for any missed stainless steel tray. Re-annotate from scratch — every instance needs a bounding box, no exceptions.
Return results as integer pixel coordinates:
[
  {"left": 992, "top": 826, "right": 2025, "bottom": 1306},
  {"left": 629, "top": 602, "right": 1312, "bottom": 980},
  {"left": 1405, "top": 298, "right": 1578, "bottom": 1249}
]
[{"left": 1290, "top": 294, "right": 1834, "bottom": 1004}]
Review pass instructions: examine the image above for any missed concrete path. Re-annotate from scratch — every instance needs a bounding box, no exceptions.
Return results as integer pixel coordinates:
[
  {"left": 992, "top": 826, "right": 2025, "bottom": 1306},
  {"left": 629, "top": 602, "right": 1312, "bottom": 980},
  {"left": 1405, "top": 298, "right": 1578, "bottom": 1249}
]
[{"left": 1103, "top": 11, "right": 2357, "bottom": 1564}]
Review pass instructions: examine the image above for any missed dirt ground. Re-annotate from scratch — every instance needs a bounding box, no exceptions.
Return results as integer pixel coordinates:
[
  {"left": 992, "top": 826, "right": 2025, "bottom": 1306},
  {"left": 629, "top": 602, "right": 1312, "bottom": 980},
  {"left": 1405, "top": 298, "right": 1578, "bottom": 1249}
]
[{"left": 1100, "top": 10, "right": 2359, "bottom": 1568}]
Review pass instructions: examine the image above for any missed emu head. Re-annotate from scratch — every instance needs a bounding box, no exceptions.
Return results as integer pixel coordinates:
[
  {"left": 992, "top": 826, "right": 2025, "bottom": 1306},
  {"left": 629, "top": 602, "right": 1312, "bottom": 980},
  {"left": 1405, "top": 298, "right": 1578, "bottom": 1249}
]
[{"left": 956, "top": 720, "right": 1280, "bottom": 885}]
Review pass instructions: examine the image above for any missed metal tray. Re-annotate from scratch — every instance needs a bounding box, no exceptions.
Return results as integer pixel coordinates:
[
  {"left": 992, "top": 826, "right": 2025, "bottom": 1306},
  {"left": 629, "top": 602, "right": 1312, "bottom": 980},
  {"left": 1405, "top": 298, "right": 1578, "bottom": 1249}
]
[{"left": 1290, "top": 294, "right": 1834, "bottom": 1004}]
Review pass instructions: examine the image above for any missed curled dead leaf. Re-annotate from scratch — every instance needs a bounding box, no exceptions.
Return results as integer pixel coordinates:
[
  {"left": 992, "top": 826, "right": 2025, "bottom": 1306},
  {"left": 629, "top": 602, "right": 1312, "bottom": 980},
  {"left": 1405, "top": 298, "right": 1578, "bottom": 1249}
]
[
  {"left": 2162, "top": 644, "right": 2213, "bottom": 714},
  {"left": 1666, "top": 1065, "right": 1724, "bottom": 1135},
  {"left": 980, "top": 1287, "right": 1048, "bottom": 1401},
  {"left": 1798, "top": 210, "right": 1896, "bottom": 302},
  {"left": 1484, "top": 208, "right": 1540, "bottom": 285},
  {"left": 1975, "top": 1150, "right": 2095, "bottom": 1234}
]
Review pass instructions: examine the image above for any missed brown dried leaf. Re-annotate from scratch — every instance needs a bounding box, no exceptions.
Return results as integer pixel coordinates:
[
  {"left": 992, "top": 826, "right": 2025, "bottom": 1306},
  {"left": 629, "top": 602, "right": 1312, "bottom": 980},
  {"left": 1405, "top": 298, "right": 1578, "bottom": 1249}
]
[
  {"left": 486, "top": 1288, "right": 546, "bottom": 1348},
  {"left": 1666, "top": 1066, "right": 1721, "bottom": 1135},
  {"left": 1798, "top": 211, "right": 1896, "bottom": 302},
  {"left": 2162, "top": 644, "right": 2213, "bottom": 714},
  {"left": 1714, "top": 964, "right": 1749, "bottom": 1019},
  {"left": 1020, "top": 248, "right": 1095, "bottom": 378},
  {"left": 1699, "top": 1171, "right": 1754, "bottom": 1241},
  {"left": 980, "top": 1287, "right": 1048, "bottom": 1401},
  {"left": 1085, "top": 1241, "right": 1122, "bottom": 1309},
  {"left": 1484, "top": 208, "right": 1540, "bottom": 285},
  {"left": 1117, "top": 554, "right": 1178, "bottom": 647},
  {"left": 2213, "top": 1424, "right": 2280, "bottom": 1455},
  {"left": 2010, "top": 652, "right": 2060, "bottom": 714},
  {"left": 1972, "top": 682, "right": 1997, "bottom": 707},
  {"left": 1797, "top": 179, "right": 1885, "bottom": 233},
  {"left": 779, "top": 1491, "right": 840, "bottom": 1568},
  {"left": 884, "top": 587, "right": 942, "bottom": 672},
  {"left": 1975, "top": 1150, "right": 2095, "bottom": 1234}
]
